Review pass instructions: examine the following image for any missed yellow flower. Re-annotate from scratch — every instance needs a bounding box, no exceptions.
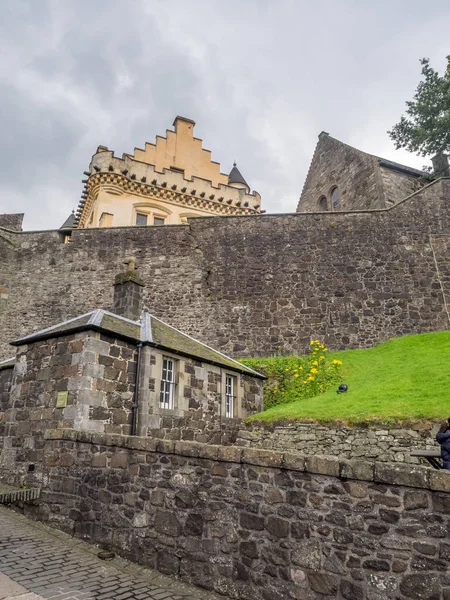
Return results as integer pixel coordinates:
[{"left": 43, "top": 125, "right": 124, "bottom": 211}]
[
  {"left": 319, "top": 356, "right": 325, "bottom": 361},
  {"left": 310, "top": 367, "right": 318, "bottom": 374},
  {"left": 303, "top": 380, "right": 307, "bottom": 384},
  {"left": 294, "top": 374, "right": 299, "bottom": 378},
  {"left": 332, "top": 359, "right": 342, "bottom": 365},
  {"left": 308, "top": 375, "right": 315, "bottom": 381},
  {"left": 309, "top": 340, "right": 314, "bottom": 345},
  {"left": 313, "top": 360, "right": 319, "bottom": 366},
  {"left": 323, "top": 348, "right": 328, "bottom": 352},
  {"left": 299, "top": 365, "right": 303, "bottom": 370}
]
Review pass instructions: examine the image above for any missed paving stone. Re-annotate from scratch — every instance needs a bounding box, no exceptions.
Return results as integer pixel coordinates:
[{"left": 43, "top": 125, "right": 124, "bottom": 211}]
[{"left": 0, "top": 507, "right": 224, "bottom": 600}]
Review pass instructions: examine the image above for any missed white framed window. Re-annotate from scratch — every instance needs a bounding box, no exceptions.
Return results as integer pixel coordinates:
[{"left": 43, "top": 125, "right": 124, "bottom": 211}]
[
  {"left": 160, "top": 356, "right": 175, "bottom": 409},
  {"left": 153, "top": 216, "right": 165, "bottom": 226},
  {"left": 225, "top": 374, "right": 236, "bottom": 418}
]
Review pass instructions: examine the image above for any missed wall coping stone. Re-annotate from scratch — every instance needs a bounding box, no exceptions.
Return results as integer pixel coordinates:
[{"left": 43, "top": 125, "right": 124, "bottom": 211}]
[{"left": 44, "top": 428, "right": 450, "bottom": 492}]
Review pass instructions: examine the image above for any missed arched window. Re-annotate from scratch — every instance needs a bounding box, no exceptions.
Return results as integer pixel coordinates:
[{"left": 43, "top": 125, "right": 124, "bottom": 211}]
[
  {"left": 319, "top": 196, "right": 328, "bottom": 211},
  {"left": 330, "top": 187, "right": 340, "bottom": 210}
]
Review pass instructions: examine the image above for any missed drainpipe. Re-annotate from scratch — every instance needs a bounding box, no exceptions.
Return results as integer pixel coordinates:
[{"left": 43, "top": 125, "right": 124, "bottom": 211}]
[{"left": 131, "top": 342, "right": 143, "bottom": 435}]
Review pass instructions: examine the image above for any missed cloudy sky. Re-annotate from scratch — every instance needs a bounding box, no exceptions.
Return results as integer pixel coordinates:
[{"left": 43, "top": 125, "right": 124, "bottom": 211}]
[{"left": 0, "top": 0, "right": 449, "bottom": 230}]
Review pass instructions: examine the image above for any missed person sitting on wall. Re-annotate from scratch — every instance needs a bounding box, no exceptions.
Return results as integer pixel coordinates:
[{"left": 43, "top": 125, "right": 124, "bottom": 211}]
[{"left": 435, "top": 420, "right": 450, "bottom": 470}]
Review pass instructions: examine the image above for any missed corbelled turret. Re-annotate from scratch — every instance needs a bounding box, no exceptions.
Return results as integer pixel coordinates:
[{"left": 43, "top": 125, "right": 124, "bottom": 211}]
[{"left": 228, "top": 162, "right": 250, "bottom": 193}]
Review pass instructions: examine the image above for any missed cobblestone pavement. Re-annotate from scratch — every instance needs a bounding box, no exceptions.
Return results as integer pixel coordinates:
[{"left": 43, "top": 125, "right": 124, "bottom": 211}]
[{"left": 0, "top": 507, "right": 224, "bottom": 600}]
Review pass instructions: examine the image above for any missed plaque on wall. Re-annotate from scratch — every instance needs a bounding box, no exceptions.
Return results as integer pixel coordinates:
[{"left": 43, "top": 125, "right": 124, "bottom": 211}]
[{"left": 56, "top": 391, "right": 68, "bottom": 408}]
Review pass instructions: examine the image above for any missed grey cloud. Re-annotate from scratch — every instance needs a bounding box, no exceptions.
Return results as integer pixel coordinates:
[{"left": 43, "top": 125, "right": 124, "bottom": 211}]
[
  {"left": 0, "top": 83, "right": 85, "bottom": 182},
  {"left": 0, "top": 0, "right": 449, "bottom": 228}
]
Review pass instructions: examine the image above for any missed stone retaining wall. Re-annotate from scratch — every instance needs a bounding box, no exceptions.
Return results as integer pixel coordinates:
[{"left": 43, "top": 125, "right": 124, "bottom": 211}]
[
  {"left": 235, "top": 421, "right": 441, "bottom": 465},
  {"left": 19, "top": 428, "right": 450, "bottom": 600}
]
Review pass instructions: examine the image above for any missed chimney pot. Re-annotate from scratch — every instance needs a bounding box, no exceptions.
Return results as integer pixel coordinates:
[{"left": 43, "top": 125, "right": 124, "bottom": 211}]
[{"left": 112, "top": 257, "right": 144, "bottom": 321}]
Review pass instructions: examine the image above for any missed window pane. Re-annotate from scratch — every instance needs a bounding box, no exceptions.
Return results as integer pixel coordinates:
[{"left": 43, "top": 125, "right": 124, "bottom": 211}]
[
  {"left": 319, "top": 197, "right": 328, "bottom": 211},
  {"left": 136, "top": 213, "right": 148, "bottom": 226},
  {"left": 154, "top": 217, "right": 165, "bottom": 226},
  {"left": 331, "top": 187, "right": 340, "bottom": 209},
  {"left": 161, "top": 357, "right": 175, "bottom": 409},
  {"left": 225, "top": 374, "right": 235, "bottom": 418}
]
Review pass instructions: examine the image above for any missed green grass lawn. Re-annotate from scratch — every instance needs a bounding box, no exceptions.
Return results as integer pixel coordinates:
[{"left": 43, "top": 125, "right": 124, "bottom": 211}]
[{"left": 246, "top": 331, "right": 450, "bottom": 424}]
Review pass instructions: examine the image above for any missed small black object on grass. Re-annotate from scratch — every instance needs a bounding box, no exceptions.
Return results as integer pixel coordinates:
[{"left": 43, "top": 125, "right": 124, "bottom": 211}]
[
  {"left": 337, "top": 383, "right": 348, "bottom": 394},
  {"left": 98, "top": 551, "right": 116, "bottom": 560}
]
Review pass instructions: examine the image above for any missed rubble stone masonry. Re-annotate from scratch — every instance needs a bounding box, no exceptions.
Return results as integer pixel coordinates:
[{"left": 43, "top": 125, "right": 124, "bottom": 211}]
[
  {"left": 234, "top": 421, "right": 440, "bottom": 465},
  {"left": 1, "top": 180, "right": 450, "bottom": 361},
  {"left": 20, "top": 428, "right": 450, "bottom": 600}
]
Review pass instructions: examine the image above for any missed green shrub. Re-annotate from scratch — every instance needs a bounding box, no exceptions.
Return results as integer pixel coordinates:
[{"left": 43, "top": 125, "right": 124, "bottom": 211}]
[{"left": 241, "top": 340, "right": 343, "bottom": 409}]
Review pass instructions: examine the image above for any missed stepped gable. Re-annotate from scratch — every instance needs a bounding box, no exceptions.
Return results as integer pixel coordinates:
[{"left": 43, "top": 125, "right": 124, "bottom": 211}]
[
  {"left": 297, "top": 132, "right": 428, "bottom": 213},
  {"left": 74, "top": 116, "right": 262, "bottom": 228}
]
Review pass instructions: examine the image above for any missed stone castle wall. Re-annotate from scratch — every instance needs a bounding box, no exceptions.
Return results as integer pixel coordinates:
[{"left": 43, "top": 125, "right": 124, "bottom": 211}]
[
  {"left": 1, "top": 179, "right": 450, "bottom": 361},
  {"left": 21, "top": 428, "right": 450, "bottom": 600}
]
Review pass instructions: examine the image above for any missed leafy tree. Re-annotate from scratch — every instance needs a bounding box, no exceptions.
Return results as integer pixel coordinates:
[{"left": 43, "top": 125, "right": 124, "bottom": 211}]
[{"left": 388, "top": 56, "right": 450, "bottom": 158}]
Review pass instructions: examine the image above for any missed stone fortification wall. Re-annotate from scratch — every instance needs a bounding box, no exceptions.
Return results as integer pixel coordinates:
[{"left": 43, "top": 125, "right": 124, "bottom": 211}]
[
  {"left": 21, "top": 428, "right": 450, "bottom": 600},
  {"left": 1, "top": 179, "right": 450, "bottom": 361},
  {"left": 235, "top": 421, "right": 440, "bottom": 465}
]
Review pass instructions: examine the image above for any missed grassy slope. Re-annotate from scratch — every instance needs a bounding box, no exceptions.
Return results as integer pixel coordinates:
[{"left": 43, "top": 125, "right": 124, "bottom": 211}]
[{"left": 247, "top": 331, "right": 450, "bottom": 424}]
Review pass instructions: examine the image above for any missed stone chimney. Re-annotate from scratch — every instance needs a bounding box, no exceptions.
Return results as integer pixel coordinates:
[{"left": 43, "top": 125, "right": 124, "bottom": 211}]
[
  {"left": 112, "top": 257, "right": 144, "bottom": 321},
  {"left": 432, "top": 152, "right": 450, "bottom": 178}
]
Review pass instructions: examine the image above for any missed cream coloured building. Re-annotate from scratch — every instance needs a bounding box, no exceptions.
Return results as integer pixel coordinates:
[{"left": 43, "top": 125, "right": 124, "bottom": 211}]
[{"left": 72, "top": 116, "right": 261, "bottom": 229}]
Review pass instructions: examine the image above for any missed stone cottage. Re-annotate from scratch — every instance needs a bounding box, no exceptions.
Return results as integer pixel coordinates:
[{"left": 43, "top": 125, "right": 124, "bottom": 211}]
[{"left": 0, "top": 264, "right": 264, "bottom": 484}]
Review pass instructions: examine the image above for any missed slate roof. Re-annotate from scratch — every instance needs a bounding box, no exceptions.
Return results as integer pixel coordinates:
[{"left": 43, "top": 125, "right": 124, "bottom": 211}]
[
  {"left": 326, "top": 134, "right": 426, "bottom": 178},
  {"left": 228, "top": 163, "right": 249, "bottom": 187},
  {"left": 60, "top": 211, "right": 76, "bottom": 230},
  {"left": 11, "top": 309, "right": 265, "bottom": 379},
  {"left": 0, "top": 357, "right": 15, "bottom": 371},
  {"left": 376, "top": 157, "right": 425, "bottom": 177}
]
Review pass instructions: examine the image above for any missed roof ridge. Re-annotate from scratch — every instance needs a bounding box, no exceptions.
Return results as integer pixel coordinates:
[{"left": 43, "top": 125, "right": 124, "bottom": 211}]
[
  {"left": 325, "top": 134, "right": 425, "bottom": 176},
  {"left": 13, "top": 311, "right": 96, "bottom": 343}
]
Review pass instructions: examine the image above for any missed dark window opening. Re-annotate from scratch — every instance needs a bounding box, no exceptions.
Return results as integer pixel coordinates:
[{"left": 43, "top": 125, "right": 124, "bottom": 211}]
[
  {"left": 319, "top": 196, "right": 328, "bottom": 211},
  {"left": 170, "top": 166, "right": 185, "bottom": 174},
  {"left": 136, "top": 213, "right": 148, "bottom": 226},
  {"left": 331, "top": 187, "right": 340, "bottom": 210},
  {"left": 154, "top": 217, "right": 165, "bottom": 226}
]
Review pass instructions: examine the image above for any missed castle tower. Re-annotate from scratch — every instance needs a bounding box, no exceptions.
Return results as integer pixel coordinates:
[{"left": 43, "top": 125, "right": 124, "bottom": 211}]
[{"left": 74, "top": 117, "right": 262, "bottom": 228}]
